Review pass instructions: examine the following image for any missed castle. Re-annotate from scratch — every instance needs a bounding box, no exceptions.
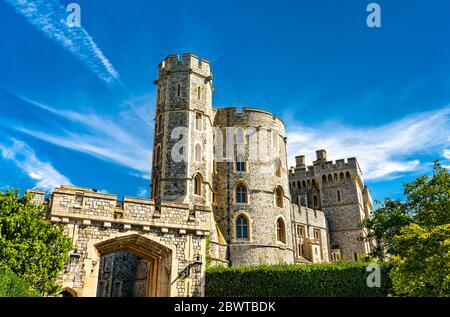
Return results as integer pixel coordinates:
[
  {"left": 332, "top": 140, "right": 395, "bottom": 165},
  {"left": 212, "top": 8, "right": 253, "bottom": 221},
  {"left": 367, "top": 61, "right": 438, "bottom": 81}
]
[{"left": 28, "top": 53, "right": 374, "bottom": 297}]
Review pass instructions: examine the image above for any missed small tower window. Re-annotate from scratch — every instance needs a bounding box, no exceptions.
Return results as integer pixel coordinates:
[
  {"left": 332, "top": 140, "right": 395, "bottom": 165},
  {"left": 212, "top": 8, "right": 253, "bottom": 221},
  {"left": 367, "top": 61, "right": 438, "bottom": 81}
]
[
  {"left": 236, "top": 183, "right": 248, "bottom": 204},
  {"left": 322, "top": 175, "right": 327, "bottom": 183},
  {"left": 276, "top": 218, "right": 286, "bottom": 244},
  {"left": 195, "top": 113, "right": 202, "bottom": 131},
  {"left": 275, "top": 186, "right": 284, "bottom": 208},
  {"left": 154, "top": 144, "right": 162, "bottom": 165},
  {"left": 177, "top": 84, "right": 181, "bottom": 97},
  {"left": 274, "top": 158, "right": 282, "bottom": 177},
  {"left": 346, "top": 171, "right": 351, "bottom": 179},
  {"left": 197, "top": 86, "right": 201, "bottom": 100},
  {"left": 337, "top": 190, "right": 341, "bottom": 202},
  {"left": 236, "top": 214, "right": 249, "bottom": 240},
  {"left": 236, "top": 155, "right": 246, "bottom": 172},
  {"left": 194, "top": 174, "right": 202, "bottom": 196},
  {"left": 195, "top": 144, "right": 202, "bottom": 162},
  {"left": 313, "top": 195, "right": 318, "bottom": 207},
  {"left": 157, "top": 114, "right": 163, "bottom": 134},
  {"left": 152, "top": 176, "right": 160, "bottom": 198}
]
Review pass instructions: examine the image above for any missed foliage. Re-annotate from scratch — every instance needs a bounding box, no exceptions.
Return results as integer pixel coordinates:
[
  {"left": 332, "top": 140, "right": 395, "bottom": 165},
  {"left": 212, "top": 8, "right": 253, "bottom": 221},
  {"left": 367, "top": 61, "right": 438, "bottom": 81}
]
[
  {"left": 206, "top": 262, "right": 392, "bottom": 297},
  {"left": 390, "top": 223, "right": 450, "bottom": 297},
  {"left": 0, "top": 188, "right": 73, "bottom": 295},
  {"left": 0, "top": 265, "right": 38, "bottom": 297},
  {"left": 364, "top": 161, "right": 450, "bottom": 296}
]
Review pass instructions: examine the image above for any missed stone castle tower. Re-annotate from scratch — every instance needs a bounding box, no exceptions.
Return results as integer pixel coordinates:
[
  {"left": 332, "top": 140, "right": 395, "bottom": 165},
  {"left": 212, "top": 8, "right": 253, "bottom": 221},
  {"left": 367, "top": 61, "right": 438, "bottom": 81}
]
[
  {"left": 151, "top": 53, "right": 214, "bottom": 206},
  {"left": 289, "top": 150, "right": 374, "bottom": 261}
]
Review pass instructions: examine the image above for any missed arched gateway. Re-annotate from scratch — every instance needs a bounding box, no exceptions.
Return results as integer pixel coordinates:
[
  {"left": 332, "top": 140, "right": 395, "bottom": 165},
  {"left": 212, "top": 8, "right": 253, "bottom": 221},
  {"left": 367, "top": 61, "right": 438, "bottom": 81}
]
[
  {"left": 38, "top": 185, "right": 211, "bottom": 297},
  {"left": 94, "top": 235, "right": 172, "bottom": 297}
]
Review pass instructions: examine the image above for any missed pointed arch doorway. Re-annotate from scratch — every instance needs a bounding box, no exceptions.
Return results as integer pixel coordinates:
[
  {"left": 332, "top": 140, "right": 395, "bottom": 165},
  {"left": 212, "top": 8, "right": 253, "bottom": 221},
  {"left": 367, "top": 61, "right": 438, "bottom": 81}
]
[{"left": 95, "top": 234, "right": 172, "bottom": 297}]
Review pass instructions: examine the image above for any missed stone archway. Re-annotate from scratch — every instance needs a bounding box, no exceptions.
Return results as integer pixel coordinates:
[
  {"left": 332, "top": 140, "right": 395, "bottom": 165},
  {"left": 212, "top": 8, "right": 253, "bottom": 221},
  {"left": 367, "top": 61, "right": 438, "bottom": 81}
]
[
  {"left": 60, "top": 287, "right": 78, "bottom": 297},
  {"left": 94, "top": 234, "right": 172, "bottom": 297}
]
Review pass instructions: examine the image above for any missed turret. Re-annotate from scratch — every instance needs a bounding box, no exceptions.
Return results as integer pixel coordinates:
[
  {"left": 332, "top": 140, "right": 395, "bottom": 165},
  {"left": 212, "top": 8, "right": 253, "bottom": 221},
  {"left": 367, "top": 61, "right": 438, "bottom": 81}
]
[{"left": 151, "top": 53, "right": 214, "bottom": 206}]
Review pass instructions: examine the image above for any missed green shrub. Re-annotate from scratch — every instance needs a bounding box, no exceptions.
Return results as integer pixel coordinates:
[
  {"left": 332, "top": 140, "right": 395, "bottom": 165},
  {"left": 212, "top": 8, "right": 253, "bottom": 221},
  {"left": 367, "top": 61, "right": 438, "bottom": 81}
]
[
  {"left": 206, "top": 261, "right": 392, "bottom": 297},
  {"left": 0, "top": 266, "right": 38, "bottom": 297}
]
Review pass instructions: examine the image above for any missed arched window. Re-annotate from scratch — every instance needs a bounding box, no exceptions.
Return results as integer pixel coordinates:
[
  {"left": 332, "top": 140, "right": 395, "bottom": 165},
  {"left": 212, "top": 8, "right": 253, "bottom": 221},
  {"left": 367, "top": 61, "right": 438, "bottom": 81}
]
[
  {"left": 236, "top": 214, "right": 249, "bottom": 240},
  {"left": 274, "top": 158, "right": 282, "bottom": 177},
  {"left": 275, "top": 186, "right": 284, "bottom": 208},
  {"left": 276, "top": 218, "right": 286, "bottom": 243},
  {"left": 322, "top": 175, "right": 327, "bottom": 183},
  {"left": 195, "top": 144, "right": 202, "bottom": 162},
  {"left": 313, "top": 195, "right": 318, "bottom": 208},
  {"left": 307, "top": 179, "right": 311, "bottom": 188},
  {"left": 152, "top": 176, "right": 160, "bottom": 198},
  {"left": 236, "top": 183, "right": 248, "bottom": 204},
  {"left": 334, "top": 173, "right": 338, "bottom": 181},
  {"left": 328, "top": 174, "right": 333, "bottom": 182},
  {"left": 155, "top": 144, "right": 162, "bottom": 165},
  {"left": 194, "top": 174, "right": 202, "bottom": 196},
  {"left": 236, "top": 155, "right": 246, "bottom": 172},
  {"left": 302, "top": 180, "right": 306, "bottom": 188},
  {"left": 292, "top": 181, "right": 296, "bottom": 189},
  {"left": 297, "top": 181, "right": 301, "bottom": 188},
  {"left": 337, "top": 190, "right": 341, "bottom": 202},
  {"left": 340, "top": 172, "right": 344, "bottom": 180},
  {"left": 195, "top": 113, "right": 202, "bottom": 131},
  {"left": 157, "top": 114, "right": 163, "bottom": 134},
  {"left": 346, "top": 171, "right": 351, "bottom": 179},
  {"left": 312, "top": 179, "right": 316, "bottom": 188}
]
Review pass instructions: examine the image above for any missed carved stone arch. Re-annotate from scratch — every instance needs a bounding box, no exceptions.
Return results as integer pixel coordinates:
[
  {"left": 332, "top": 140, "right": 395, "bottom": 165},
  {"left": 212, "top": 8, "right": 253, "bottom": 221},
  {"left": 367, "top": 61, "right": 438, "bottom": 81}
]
[
  {"left": 95, "top": 234, "right": 173, "bottom": 297},
  {"left": 60, "top": 287, "right": 78, "bottom": 297}
]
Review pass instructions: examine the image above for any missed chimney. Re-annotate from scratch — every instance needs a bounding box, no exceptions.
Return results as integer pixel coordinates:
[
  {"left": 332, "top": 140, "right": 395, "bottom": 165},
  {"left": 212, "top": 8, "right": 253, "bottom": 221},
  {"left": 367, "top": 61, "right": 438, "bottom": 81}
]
[
  {"left": 315, "top": 149, "right": 327, "bottom": 162},
  {"left": 295, "top": 155, "right": 306, "bottom": 169}
]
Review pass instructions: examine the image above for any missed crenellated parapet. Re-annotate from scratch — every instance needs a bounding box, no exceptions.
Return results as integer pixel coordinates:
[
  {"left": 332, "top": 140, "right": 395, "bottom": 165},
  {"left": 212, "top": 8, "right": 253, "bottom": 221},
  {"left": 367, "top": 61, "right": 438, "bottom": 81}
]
[{"left": 158, "top": 53, "right": 212, "bottom": 80}]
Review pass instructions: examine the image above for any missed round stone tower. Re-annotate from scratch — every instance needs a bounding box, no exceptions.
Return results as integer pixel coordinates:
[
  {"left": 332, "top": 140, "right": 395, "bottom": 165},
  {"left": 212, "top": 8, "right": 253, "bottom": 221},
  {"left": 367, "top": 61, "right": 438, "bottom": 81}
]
[
  {"left": 212, "top": 108, "right": 295, "bottom": 266},
  {"left": 151, "top": 53, "right": 214, "bottom": 207}
]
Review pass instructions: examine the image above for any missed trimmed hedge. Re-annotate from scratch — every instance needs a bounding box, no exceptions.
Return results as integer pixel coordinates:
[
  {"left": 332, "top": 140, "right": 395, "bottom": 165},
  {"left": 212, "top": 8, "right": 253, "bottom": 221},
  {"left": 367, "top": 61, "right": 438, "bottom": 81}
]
[
  {"left": 206, "top": 262, "right": 392, "bottom": 297},
  {"left": 0, "top": 266, "right": 38, "bottom": 297}
]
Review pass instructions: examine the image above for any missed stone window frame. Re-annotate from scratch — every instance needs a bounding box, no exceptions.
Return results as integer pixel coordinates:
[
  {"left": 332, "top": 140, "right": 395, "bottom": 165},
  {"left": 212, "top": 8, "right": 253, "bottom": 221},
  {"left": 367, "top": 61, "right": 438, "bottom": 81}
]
[
  {"left": 156, "top": 114, "right": 163, "bottom": 135},
  {"left": 234, "top": 181, "right": 250, "bottom": 205},
  {"left": 235, "top": 153, "right": 248, "bottom": 173},
  {"left": 194, "top": 143, "right": 202, "bottom": 163},
  {"left": 232, "top": 212, "right": 252, "bottom": 242},
  {"left": 193, "top": 173, "right": 203, "bottom": 196},
  {"left": 274, "top": 185, "right": 284, "bottom": 208},
  {"left": 337, "top": 190, "right": 341, "bottom": 202},
  {"left": 275, "top": 216, "right": 287, "bottom": 244},
  {"left": 154, "top": 144, "right": 162, "bottom": 166},
  {"left": 313, "top": 194, "right": 319, "bottom": 208},
  {"left": 273, "top": 158, "right": 282, "bottom": 178},
  {"left": 195, "top": 112, "right": 202, "bottom": 131}
]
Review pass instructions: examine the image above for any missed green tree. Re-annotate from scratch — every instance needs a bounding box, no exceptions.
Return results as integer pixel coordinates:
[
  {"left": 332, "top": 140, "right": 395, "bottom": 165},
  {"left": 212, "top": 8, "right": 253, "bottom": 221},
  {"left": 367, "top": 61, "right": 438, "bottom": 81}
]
[
  {"left": 389, "top": 223, "right": 450, "bottom": 297},
  {"left": 0, "top": 188, "right": 72, "bottom": 295},
  {"left": 364, "top": 161, "right": 450, "bottom": 296}
]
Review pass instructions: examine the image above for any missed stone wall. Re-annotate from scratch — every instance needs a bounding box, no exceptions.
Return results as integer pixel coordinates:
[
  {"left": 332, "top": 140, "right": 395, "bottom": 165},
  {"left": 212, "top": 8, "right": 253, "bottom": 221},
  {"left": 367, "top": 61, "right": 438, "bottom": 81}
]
[{"left": 47, "top": 185, "right": 210, "bottom": 297}]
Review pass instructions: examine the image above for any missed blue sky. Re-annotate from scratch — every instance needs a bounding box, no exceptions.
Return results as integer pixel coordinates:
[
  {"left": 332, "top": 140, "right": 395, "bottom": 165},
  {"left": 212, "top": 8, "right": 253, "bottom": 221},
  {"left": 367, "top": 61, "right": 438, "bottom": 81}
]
[{"left": 0, "top": 0, "right": 449, "bottom": 203}]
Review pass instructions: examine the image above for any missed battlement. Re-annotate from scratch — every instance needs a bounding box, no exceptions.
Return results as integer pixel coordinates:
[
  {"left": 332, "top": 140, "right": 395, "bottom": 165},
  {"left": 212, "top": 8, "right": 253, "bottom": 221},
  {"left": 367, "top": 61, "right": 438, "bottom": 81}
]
[
  {"left": 158, "top": 53, "right": 211, "bottom": 78},
  {"left": 213, "top": 106, "right": 285, "bottom": 129}
]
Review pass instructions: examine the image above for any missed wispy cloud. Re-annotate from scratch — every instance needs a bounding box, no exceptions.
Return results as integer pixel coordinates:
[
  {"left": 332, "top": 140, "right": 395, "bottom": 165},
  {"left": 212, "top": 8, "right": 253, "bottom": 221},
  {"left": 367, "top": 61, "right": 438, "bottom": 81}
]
[
  {"left": 286, "top": 107, "right": 450, "bottom": 180},
  {"left": 0, "top": 138, "right": 71, "bottom": 191},
  {"left": 4, "top": 0, "right": 120, "bottom": 85},
  {"left": 12, "top": 94, "right": 152, "bottom": 179},
  {"left": 136, "top": 187, "right": 149, "bottom": 198}
]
